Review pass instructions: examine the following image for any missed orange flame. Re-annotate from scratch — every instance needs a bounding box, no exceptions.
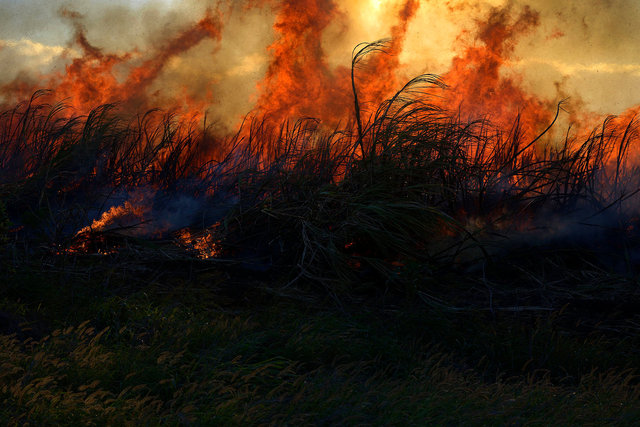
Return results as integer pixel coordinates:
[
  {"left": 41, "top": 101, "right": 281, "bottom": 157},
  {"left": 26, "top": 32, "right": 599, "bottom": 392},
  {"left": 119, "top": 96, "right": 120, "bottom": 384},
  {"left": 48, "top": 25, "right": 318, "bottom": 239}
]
[
  {"left": 4, "top": 1, "right": 640, "bottom": 259},
  {"left": 2, "top": 8, "right": 223, "bottom": 119},
  {"left": 252, "top": 0, "right": 420, "bottom": 128},
  {"left": 442, "top": 6, "right": 552, "bottom": 138},
  {"left": 176, "top": 227, "right": 221, "bottom": 259},
  {"left": 77, "top": 200, "right": 148, "bottom": 236}
]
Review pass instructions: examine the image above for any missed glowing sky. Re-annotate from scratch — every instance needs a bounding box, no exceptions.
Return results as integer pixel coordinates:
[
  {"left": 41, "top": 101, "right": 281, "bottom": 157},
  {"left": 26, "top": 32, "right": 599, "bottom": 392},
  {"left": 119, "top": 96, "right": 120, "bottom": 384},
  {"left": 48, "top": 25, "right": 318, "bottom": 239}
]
[{"left": 1, "top": 0, "right": 639, "bottom": 129}]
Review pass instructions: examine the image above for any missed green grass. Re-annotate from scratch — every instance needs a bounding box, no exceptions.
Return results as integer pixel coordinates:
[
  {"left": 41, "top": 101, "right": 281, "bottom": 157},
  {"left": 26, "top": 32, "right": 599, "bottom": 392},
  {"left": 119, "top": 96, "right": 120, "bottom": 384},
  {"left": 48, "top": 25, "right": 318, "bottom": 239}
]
[{"left": 1, "top": 263, "right": 640, "bottom": 425}]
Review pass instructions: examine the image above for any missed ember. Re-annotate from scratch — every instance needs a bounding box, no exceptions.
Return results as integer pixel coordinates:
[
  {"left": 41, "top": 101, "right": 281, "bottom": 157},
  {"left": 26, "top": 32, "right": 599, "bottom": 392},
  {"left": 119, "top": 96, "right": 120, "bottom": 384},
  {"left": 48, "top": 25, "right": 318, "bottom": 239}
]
[{"left": 175, "top": 227, "right": 221, "bottom": 259}]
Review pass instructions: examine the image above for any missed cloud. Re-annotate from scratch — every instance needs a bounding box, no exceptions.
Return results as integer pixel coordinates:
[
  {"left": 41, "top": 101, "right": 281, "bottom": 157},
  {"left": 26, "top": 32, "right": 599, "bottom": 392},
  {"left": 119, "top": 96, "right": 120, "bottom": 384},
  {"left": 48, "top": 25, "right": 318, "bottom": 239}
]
[
  {"left": 0, "top": 38, "right": 72, "bottom": 85},
  {"left": 514, "top": 58, "right": 640, "bottom": 77},
  {"left": 1, "top": 38, "right": 66, "bottom": 61}
]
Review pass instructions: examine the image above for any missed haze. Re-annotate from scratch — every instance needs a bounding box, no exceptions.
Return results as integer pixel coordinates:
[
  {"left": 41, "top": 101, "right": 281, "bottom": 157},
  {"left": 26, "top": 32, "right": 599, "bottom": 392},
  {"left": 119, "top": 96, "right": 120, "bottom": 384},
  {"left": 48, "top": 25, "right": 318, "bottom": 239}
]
[{"left": 1, "top": 0, "right": 639, "bottom": 131}]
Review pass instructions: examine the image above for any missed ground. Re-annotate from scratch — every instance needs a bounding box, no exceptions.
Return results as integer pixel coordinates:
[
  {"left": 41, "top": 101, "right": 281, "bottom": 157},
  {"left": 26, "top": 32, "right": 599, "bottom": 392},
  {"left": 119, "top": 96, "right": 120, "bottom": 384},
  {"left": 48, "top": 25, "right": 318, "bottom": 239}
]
[{"left": 1, "top": 253, "right": 640, "bottom": 425}]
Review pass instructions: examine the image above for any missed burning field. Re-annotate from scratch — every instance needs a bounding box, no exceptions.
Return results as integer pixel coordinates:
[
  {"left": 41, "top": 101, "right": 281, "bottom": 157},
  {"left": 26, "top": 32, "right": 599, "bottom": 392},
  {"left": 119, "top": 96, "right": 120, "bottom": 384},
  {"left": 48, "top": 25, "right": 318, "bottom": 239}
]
[
  {"left": 3, "top": 0, "right": 640, "bottom": 272},
  {"left": 3, "top": 0, "right": 640, "bottom": 423}
]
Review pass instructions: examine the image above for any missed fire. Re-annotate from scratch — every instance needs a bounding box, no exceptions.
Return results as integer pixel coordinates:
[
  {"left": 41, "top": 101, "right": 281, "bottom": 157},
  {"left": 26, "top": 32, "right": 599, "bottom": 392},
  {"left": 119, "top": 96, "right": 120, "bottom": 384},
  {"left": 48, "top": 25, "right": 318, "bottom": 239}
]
[
  {"left": 175, "top": 227, "right": 221, "bottom": 259},
  {"left": 249, "top": 0, "right": 422, "bottom": 128},
  {"left": 3, "top": 1, "right": 640, "bottom": 259},
  {"left": 1, "top": 1, "right": 639, "bottom": 132},
  {"left": 76, "top": 201, "right": 148, "bottom": 236},
  {"left": 60, "top": 233, "right": 120, "bottom": 257},
  {"left": 441, "top": 6, "right": 553, "bottom": 137},
  {"left": 0, "top": 1, "right": 605, "bottom": 138},
  {"left": 2, "top": 7, "right": 223, "bottom": 120}
]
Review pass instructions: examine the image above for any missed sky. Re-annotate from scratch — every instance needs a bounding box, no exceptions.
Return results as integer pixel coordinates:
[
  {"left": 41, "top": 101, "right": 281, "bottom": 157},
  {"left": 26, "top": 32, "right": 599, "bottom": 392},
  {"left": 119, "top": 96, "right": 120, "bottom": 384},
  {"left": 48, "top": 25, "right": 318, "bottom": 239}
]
[{"left": 1, "top": 0, "right": 639, "bottom": 130}]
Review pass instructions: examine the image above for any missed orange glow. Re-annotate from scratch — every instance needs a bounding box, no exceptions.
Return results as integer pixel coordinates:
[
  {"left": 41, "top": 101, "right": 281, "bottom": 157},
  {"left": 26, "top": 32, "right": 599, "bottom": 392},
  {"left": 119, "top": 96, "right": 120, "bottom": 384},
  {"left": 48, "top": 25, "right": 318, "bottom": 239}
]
[
  {"left": 251, "top": 0, "right": 420, "bottom": 129},
  {"left": 175, "top": 227, "right": 220, "bottom": 259},
  {"left": 441, "top": 6, "right": 552, "bottom": 136},
  {"left": 2, "top": 8, "right": 223, "bottom": 120},
  {"left": 1, "top": 1, "right": 639, "bottom": 132},
  {"left": 76, "top": 201, "right": 148, "bottom": 236},
  {"left": 3, "top": 1, "right": 640, "bottom": 259},
  {"left": 1, "top": 1, "right": 632, "bottom": 140}
]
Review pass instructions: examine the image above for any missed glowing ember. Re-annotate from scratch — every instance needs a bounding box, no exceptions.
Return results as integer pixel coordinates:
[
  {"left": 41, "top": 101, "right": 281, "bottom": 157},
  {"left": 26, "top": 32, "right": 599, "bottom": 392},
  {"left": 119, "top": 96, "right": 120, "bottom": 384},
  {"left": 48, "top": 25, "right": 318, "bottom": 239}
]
[
  {"left": 175, "top": 227, "right": 221, "bottom": 259},
  {"left": 60, "top": 233, "right": 120, "bottom": 257}
]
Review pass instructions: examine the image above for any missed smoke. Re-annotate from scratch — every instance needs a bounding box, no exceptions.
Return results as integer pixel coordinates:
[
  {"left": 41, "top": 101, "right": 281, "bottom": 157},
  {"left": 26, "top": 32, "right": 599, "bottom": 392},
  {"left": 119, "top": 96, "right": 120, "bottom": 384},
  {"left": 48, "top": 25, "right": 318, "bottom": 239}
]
[
  {"left": 79, "top": 186, "right": 237, "bottom": 238},
  {"left": 2, "top": 0, "right": 640, "bottom": 134}
]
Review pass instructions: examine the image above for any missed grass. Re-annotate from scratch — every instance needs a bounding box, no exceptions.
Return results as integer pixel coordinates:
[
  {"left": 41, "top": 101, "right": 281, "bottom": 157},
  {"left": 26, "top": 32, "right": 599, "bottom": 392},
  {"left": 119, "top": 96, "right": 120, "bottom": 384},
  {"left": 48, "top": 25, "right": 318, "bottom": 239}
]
[
  {"left": 2, "top": 42, "right": 640, "bottom": 423},
  {"left": 2, "top": 265, "right": 640, "bottom": 425}
]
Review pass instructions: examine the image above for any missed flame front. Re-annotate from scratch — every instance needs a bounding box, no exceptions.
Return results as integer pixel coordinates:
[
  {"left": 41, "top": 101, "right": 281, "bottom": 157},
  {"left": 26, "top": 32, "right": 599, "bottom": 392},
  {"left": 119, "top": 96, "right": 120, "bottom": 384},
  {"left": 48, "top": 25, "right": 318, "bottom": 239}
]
[
  {"left": 2, "top": 0, "right": 640, "bottom": 257},
  {"left": 3, "top": 1, "right": 638, "bottom": 133}
]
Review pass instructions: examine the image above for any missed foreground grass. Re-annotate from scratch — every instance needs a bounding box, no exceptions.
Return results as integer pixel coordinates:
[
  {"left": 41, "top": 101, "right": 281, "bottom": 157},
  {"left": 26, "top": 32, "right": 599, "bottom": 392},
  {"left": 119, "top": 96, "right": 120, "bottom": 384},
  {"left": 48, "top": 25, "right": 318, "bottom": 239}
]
[{"left": 1, "top": 261, "right": 640, "bottom": 425}]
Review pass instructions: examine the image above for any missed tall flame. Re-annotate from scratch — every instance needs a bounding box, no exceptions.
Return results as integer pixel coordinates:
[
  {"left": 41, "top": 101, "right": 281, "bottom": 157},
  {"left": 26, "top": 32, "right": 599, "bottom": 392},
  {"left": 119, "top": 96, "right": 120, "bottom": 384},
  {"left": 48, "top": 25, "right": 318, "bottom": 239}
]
[
  {"left": 2, "top": 7, "right": 224, "bottom": 119},
  {"left": 251, "top": 0, "right": 420, "bottom": 128},
  {"left": 3, "top": 0, "right": 640, "bottom": 255},
  {"left": 442, "top": 5, "right": 553, "bottom": 136},
  {"left": 3, "top": 1, "right": 634, "bottom": 134}
]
